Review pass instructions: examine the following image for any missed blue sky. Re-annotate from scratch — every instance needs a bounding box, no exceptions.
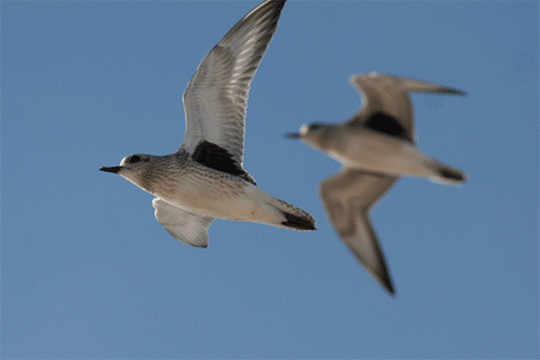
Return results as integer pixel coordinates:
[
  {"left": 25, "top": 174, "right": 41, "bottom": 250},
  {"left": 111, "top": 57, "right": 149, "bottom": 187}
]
[{"left": 1, "top": 1, "right": 538, "bottom": 358}]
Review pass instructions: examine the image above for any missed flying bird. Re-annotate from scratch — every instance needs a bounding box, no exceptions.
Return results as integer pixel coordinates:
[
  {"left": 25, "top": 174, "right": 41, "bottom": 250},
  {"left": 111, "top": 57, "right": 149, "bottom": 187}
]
[
  {"left": 286, "top": 72, "right": 466, "bottom": 295},
  {"left": 101, "top": 0, "right": 315, "bottom": 248}
]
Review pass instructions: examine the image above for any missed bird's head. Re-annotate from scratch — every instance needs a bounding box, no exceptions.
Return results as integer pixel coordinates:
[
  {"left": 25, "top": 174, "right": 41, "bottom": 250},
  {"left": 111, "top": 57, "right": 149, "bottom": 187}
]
[
  {"left": 100, "top": 154, "right": 160, "bottom": 189},
  {"left": 285, "top": 123, "right": 332, "bottom": 150}
]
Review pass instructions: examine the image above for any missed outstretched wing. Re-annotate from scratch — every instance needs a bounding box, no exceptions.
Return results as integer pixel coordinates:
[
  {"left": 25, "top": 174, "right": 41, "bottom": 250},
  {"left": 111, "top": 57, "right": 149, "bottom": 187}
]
[
  {"left": 319, "top": 168, "right": 398, "bottom": 295},
  {"left": 180, "top": 0, "right": 286, "bottom": 167},
  {"left": 348, "top": 72, "right": 466, "bottom": 143},
  {"left": 153, "top": 198, "right": 215, "bottom": 248}
]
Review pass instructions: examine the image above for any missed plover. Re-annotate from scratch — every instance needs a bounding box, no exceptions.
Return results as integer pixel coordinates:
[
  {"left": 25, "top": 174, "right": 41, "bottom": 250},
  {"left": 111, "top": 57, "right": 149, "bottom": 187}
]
[
  {"left": 286, "top": 72, "right": 466, "bottom": 295},
  {"left": 101, "top": 0, "right": 315, "bottom": 248}
]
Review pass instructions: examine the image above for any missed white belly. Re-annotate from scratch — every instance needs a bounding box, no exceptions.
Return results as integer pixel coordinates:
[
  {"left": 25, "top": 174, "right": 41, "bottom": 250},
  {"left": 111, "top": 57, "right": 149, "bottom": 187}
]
[
  {"left": 328, "top": 129, "right": 433, "bottom": 177},
  {"left": 153, "top": 169, "right": 282, "bottom": 224}
]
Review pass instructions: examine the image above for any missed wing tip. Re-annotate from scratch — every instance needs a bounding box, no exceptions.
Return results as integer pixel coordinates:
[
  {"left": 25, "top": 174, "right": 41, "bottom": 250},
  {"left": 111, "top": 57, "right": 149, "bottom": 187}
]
[
  {"left": 349, "top": 72, "right": 467, "bottom": 98},
  {"left": 364, "top": 259, "right": 396, "bottom": 296},
  {"left": 379, "top": 272, "right": 396, "bottom": 296}
]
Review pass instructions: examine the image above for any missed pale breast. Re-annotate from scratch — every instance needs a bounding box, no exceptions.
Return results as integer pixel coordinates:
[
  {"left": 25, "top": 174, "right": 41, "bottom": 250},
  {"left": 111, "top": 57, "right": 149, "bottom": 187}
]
[{"left": 327, "top": 128, "right": 411, "bottom": 173}]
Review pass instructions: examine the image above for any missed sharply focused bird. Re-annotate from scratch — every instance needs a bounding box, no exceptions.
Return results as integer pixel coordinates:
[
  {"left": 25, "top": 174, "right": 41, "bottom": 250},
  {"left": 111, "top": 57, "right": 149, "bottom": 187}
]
[
  {"left": 286, "top": 72, "right": 466, "bottom": 295},
  {"left": 101, "top": 0, "right": 315, "bottom": 248}
]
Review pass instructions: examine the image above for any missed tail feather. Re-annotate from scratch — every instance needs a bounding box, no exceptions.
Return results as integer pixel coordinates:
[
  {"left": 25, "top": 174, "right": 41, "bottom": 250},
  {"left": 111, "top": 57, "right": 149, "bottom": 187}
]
[
  {"left": 430, "top": 161, "right": 466, "bottom": 185},
  {"left": 439, "top": 166, "right": 466, "bottom": 183},
  {"left": 274, "top": 198, "right": 316, "bottom": 231},
  {"left": 282, "top": 212, "right": 316, "bottom": 230}
]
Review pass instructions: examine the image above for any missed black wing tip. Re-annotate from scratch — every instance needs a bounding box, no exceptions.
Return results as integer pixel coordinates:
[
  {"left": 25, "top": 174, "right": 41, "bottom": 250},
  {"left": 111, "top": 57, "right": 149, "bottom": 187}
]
[
  {"left": 363, "top": 258, "right": 396, "bottom": 296},
  {"left": 383, "top": 279, "right": 396, "bottom": 296},
  {"left": 357, "top": 260, "right": 396, "bottom": 296},
  {"left": 281, "top": 212, "right": 316, "bottom": 231},
  {"left": 372, "top": 270, "right": 395, "bottom": 296}
]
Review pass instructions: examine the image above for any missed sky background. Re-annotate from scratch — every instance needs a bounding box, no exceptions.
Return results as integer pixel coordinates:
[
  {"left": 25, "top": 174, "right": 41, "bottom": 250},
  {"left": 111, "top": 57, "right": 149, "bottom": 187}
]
[{"left": 2, "top": 1, "right": 538, "bottom": 358}]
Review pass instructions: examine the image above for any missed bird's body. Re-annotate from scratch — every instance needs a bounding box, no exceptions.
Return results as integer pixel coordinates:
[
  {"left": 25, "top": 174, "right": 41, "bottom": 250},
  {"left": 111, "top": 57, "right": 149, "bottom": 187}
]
[
  {"left": 118, "top": 150, "right": 311, "bottom": 227},
  {"left": 288, "top": 72, "right": 466, "bottom": 295},
  {"left": 101, "top": 0, "right": 315, "bottom": 248},
  {"left": 313, "top": 125, "right": 460, "bottom": 181}
]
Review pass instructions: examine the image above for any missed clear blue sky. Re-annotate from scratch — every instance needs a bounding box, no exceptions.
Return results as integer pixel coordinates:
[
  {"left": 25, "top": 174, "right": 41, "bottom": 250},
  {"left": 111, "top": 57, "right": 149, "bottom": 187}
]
[{"left": 2, "top": 1, "right": 538, "bottom": 358}]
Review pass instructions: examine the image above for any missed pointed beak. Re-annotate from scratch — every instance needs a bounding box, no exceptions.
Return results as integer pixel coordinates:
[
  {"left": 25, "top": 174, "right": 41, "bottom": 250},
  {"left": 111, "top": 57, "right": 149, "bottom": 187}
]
[
  {"left": 284, "top": 132, "right": 301, "bottom": 139},
  {"left": 100, "top": 166, "right": 122, "bottom": 174}
]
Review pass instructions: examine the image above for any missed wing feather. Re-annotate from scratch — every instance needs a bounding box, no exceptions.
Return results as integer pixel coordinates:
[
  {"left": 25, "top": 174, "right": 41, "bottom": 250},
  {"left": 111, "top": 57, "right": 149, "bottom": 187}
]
[
  {"left": 348, "top": 72, "right": 465, "bottom": 143},
  {"left": 319, "top": 168, "right": 398, "bottom": 295},
  {"left": 153, "top": 198, "right": 215, "bottom": 248},
  {"left": 180, "top": 0, "right": 286, "bottom": 166}
]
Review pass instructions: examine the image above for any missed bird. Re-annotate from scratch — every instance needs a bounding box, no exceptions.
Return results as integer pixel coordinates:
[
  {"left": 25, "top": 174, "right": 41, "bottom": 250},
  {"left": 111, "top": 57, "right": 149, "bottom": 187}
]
[
  {"left": 101, "top": 0, "right": 315, "bottom": 249},
  {"left": 286, "top": 72, "right": 466, "bottom": 295}
]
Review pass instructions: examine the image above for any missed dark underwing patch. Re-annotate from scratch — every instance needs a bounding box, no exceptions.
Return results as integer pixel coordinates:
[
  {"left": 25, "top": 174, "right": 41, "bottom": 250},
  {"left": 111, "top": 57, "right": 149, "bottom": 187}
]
[
  {"left": 365, "top": 112, "right": 410, "bottom": 141},
  {"left": 192, "top": 140, "right": 257, "bottom": 186}
]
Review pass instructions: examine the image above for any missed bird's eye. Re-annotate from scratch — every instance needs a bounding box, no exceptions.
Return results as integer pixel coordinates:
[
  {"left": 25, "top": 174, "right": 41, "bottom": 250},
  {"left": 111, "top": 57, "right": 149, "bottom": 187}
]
[{"left": 129, "top": 155, "right": 141, "bottom": 163}]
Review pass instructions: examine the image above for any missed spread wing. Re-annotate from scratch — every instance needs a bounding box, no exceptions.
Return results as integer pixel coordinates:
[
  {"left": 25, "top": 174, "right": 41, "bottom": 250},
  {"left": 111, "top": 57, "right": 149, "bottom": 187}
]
[
  {"left": 180, "top": 0, "right": 286, "bottom": 167},
  {"left": 319, "top": 168, "right": 398, "bottom": 295},
  {"left": 153, "top": 198, "right": 215, "bottom": 248},
  {"left": 348, "top": 72, "right": 466, "bottom": 143}
]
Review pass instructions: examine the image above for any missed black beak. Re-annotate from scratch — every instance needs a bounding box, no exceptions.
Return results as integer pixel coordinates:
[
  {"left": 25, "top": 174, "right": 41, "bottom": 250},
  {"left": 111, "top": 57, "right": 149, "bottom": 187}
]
[
  {"left": 284, "top": 132, "right": 301, "bottom": 139},
  {"left": 100, "top": 166, "right": 122, "bottom": 174}
]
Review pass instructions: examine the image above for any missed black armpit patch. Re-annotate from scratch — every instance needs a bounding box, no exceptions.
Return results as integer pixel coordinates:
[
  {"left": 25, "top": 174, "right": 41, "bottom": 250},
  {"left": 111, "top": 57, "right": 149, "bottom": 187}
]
[
  {"left": 192, "top": 141, "right": 257, "bottom": 186},
  {"left": 365, "top": 112, "right": 409, "bottom": 141}
]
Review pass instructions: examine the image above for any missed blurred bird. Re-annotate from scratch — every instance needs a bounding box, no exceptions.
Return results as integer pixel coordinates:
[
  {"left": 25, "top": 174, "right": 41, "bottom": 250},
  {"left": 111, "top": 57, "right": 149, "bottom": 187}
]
[
  {"left": 286, "top": 72, "right": 465, "bottom": 295},
  {"left": 101, "top": 0, "right": 315, "bottom": 248}
]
